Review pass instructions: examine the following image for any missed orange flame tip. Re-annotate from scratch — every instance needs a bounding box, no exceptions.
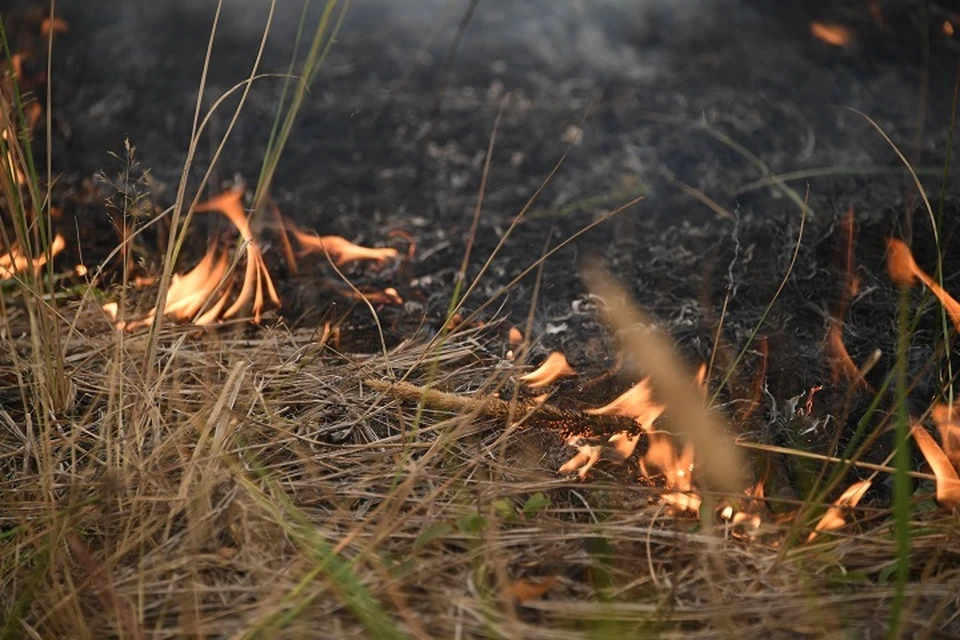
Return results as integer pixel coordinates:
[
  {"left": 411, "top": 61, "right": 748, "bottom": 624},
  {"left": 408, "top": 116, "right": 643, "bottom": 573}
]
[
  {"left": 886, "top": 238, "right": 960, "bottom": 332},
  {"left": 519, "top": 351, "right": 577, "bottom": 388},
  {"left": 293, "top": 229, "right": 399, "bottom": 267},
  {"left": 807, "top": 479, "right": 871, "bottom": 542},
  {"left": 810, "top": 22, "right": 852, "bottom": 47},
  {"left": 912, "top": 425, "right": 960, "bottom": 508},
  {"left": 586, "top": 377, "right": 665, "bottom": 431}
]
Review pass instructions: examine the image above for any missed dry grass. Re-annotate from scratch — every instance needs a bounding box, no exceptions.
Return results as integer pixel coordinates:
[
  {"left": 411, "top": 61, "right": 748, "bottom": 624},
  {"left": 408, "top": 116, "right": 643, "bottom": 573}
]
[
  {"left": 2, "top": 299, "right": 960, "bottom": 639},
  {"left": 3, "top": 3, "right": 960, "bottom": 638}
]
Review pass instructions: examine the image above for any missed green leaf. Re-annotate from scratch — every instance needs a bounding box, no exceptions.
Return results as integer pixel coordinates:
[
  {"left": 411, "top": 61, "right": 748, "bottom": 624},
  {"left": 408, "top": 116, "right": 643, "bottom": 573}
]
[
  {"left": 492, "top": 499, "right": 516, "bottom": 521},
  {"left": 456, "top": 512, "right": 487, "bottom": 535},
  {"left": 522, "top": 492, "right": 551, "bottom": 517},
  {"left": 413, "top": 522, "right": 452, "bottom": 553}
]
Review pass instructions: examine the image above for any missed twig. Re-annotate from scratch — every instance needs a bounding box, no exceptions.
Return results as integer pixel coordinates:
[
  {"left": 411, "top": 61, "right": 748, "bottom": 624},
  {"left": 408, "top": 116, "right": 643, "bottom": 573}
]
[{"left": 365, "top": 379, "right": 641, "bottom": 442}]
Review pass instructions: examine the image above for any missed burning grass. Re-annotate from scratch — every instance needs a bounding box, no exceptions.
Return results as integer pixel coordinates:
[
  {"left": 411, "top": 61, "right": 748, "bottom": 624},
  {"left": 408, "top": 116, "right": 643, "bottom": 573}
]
[
  {"left": 4, "top": 2, "right": 960, "bottom": 637},
  {"left": 3, "top": 304, "right": 960, "bottom": 638}
]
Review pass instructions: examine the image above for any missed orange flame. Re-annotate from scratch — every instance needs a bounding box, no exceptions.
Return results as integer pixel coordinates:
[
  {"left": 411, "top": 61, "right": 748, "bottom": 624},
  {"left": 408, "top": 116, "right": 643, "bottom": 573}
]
[
  {"left": 291, "top": 228, "right": 399, "bottom": 267},
  {"left": 911, "top": 424, "right": 960, "bottom": 508},
  {"left": 642, "top": 432, "right": 699, "bottom": 513},
  {"left": 826, "top": 323, "right": 869, "bottom": 387},
  {"left": 557, "top": 377, "right": 667, "bottom": 478},
  {"left": 887, "top": 238, "right": 960, "bottom": 332},
  {"left": 162, "top": 246, "right": 232, "bottom": 325},
  {"left": 810, "top": 22, "right": 852, "bottom": 47},
  {"left": 195, "top": 188, "right": 279, "bottom": 323},
  {"left": 519, "top": 352, "right": 577, "bottom": 388},
  {"left": 931, "top": 403, "right": 960, "bottom": 468},
  {"left": 0, "top": 234, "right": 65, "bottom": 278},
  {"left": 807, "top": 479, "right": 871, "bottom": 542}
]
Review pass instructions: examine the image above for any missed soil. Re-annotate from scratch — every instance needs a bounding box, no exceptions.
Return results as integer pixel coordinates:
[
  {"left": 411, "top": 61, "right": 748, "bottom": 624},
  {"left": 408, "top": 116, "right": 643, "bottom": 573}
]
[{"left": 5, "top": 0, "right": 960, "bottom": 495}]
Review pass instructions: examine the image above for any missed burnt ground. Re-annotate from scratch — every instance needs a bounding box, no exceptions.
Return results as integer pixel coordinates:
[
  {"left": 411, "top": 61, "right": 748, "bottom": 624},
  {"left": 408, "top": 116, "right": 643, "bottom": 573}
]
[{"left": 6, "top": 0, "right": 960, "bottom": 496}]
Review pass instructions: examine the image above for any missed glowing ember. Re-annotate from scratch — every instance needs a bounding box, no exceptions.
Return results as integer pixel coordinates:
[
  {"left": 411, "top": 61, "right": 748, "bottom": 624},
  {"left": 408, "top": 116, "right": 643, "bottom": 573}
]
[
  {"left": 810, "top": 22, "right": 852, "bottom": 47},
  {"left": 291, "top": 228, "right": 399, "bottom": 267},
  {"left": 911, "top": 425, "right": 960, "bottom": 508},
  {"left": 519, "top": 351, "right": 577, "bottom": 388},
  {"left": 807, "top": 479, "right": 871, "bottom": 542},
  {"left": 887, "top": 238, "right": 960, "bottom": 332},
  {"left": 945, "top": 21, "right": 955, "bottom": 37},
  {"left": 195, "top": 188, "right": 279, "bottom": 323},
  {"left": 0, "top": 234, "right": 65, "bottom": 278},
  {"left": 508, "top": 327, "right": 523, "bottom": 348}
]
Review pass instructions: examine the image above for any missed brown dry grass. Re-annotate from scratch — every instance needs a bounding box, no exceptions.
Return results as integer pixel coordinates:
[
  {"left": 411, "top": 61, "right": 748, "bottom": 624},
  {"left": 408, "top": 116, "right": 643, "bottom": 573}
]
[{"left": 2, "top": 298, "right": 960, "bottom": 639}]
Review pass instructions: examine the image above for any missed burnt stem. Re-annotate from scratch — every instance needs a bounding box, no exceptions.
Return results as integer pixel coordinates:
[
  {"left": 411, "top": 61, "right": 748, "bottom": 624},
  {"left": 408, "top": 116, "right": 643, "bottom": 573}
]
[{"left": 365, "top": 379, "right": 641, "bottom": 441}]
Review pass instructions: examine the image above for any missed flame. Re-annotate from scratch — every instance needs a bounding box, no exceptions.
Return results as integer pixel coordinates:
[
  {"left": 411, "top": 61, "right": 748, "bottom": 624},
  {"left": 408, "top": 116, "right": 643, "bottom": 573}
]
[
  {"left": 642, "top": 432, "right": 699, "bottom": 513},
  {"left": 931, "top": 403, "right": 960, "bottom": 468},
  {"left": 519, "top": 352, "right": 577, "bottom": 388},
  {"left": 945, "top": 21, "right": 955, "bottom": 37},
  {"left": 826, "top": 323, "right": 868, "bottom": 387},
  {"left": 807, "top": 479, "right": 871, "bottom": 541},
  {"left": 40, "top": 17, "right": 69, "bottom": 37},
  {"left": 721, "top": 480, "right": 765, "bottom": 530},
  {"left": 162, "top": 245, "right": 232, "bottom": 325},
  {"left": 347, "top": 286, "right": 403, "bottom": 306},
  {"left": 887, "top": 238, "right": 960, "bottom": 331},
  {"left": 0, "top": 234, "right": 65, "bottom": 278},
  {"left": 556, "top": 377, "right": 667, "bottom": 478},
  {"left": 911, "top": 425, "right": 960, "bottom": 508},
  {"left": 195, "top": 188, "right": 279, "bottom": 323},
  {"left": 101, "top": 302, "right": 118, "bottom": 322},
  {"left": 508, "top": 327, "right": 523, "bottom": 348},
  {"left": 291, "top": 228, "right": 399, "bottom": 267},
  {"left": 810, "top": 22, "right": 852, "bottom": 47}
]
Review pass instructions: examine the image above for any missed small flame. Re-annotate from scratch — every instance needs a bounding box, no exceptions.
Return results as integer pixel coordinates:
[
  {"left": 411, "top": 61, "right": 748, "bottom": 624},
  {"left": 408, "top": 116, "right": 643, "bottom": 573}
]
[
  {"left": 810, "top": 22, "right": 852, "bottom": 47},
  {"left": 162, "top": 245, "right": 232, "bottom": 325},
  {"left": 807, "top": 479, "right": 871, "bottom": 542},
  {"left": 40, "top": 17, "right": 69, "bottom": 37},
  {"left": 641, "top": 432, "right": 699, "bottom": 513},
  {"left": 0, "top": 234, "right": 65, "bottom": 278},
  {"left": 826, "top": 323, "right": 868, "bottom": 387},
  {"left": 931, "top": 403, "right": 960, "bottom": 468},
  {"left": 587, "top": 378, "right": 666, "bottom": 429},
  {"left": 944, "top": 21, "right": 955, "bottom": 37},
  {"left": 886, "top": 238, "right": 960, "bottom": 332},
  {"left": 292, "top": 228, "right": 399, "bottom": 267},
  {"left": 519, "top": 352, "right": 577, "bottom": 388},
  {"left": 101, "top": 302, "right": 119, "bottom": 322},
  {"left": 508, "top": 327, "right": 523, "bottom": 348},
  {"left": 557, "top": 377, "right": 666, "bottom": 478},
  {"left": 195, "top": 188, "right": 279, "bottom": 323},
  {"left": 911, "top": 425, "right": 960, "bottom": 508}
]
